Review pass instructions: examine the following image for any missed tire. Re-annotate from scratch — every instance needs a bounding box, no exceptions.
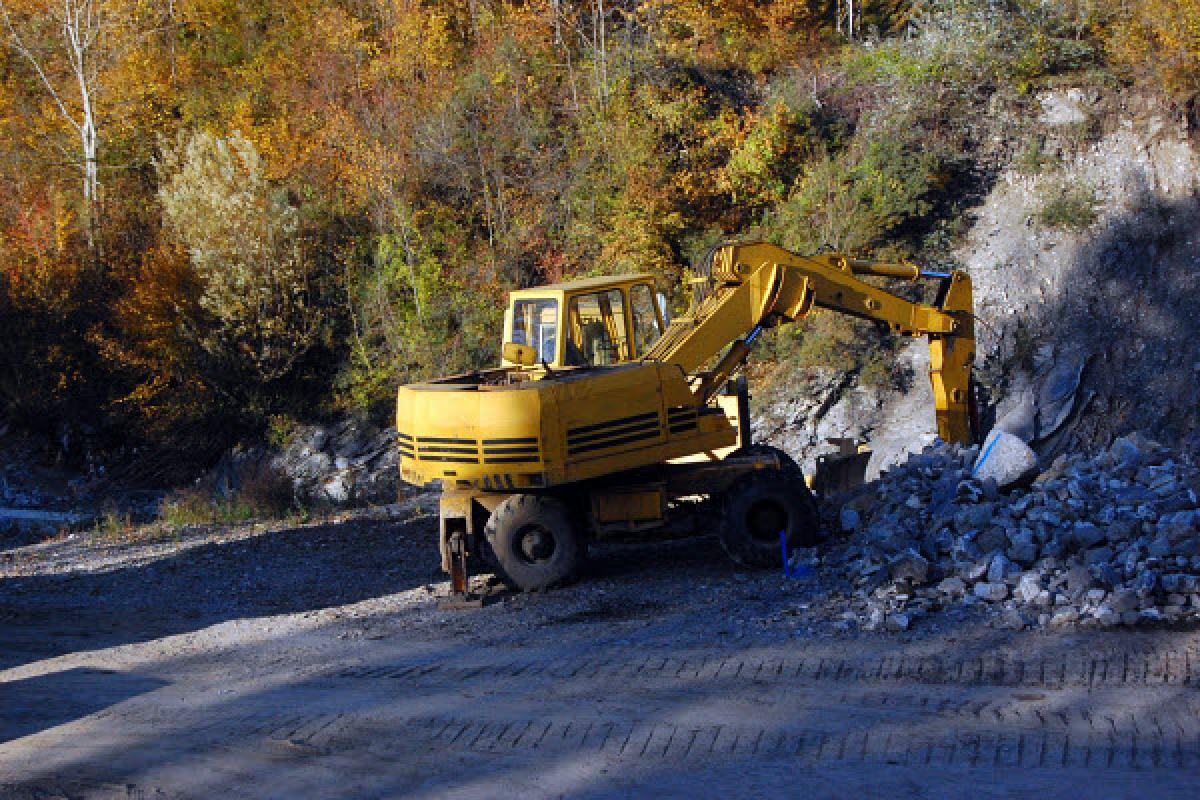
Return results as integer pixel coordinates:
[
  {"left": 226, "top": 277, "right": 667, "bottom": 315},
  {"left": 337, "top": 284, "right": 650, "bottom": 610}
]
[
  {"left": 718, "top": 469, "right": 821, "bottom": 567},
  {"left": 727, "top": 443, "right": 819, "bottom": 518},
  {"left": 483, "top": 494, "right": 585, "bottom": 591},
  {"left": 728, "top": 443, "right": 804, "bottom": 478}
]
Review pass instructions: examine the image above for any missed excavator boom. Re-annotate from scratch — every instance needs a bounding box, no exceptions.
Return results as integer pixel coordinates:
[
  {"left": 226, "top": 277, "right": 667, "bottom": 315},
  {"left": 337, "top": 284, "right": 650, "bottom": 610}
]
[{"left": 646, "top": 242, "right": 975, "bottom": 444}]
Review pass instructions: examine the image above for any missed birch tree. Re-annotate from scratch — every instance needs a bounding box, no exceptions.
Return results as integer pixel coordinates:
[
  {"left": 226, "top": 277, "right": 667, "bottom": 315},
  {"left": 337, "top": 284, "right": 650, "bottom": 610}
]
[
  {"left": 0, "top": 0, "right": 172, "bottom": 247},
  {"left": 836, "top": 0, "right": 857, "bottom": 39}
]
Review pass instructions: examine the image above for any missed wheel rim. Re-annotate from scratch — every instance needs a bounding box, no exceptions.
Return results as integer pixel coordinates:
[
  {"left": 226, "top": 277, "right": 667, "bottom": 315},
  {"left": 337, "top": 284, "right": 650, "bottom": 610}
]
[
  {"left": 514, "top": 524, "right": 557, "bottom": 564},
  {"left": 745, "top": 499, "right": 788, "bottom": 545}
]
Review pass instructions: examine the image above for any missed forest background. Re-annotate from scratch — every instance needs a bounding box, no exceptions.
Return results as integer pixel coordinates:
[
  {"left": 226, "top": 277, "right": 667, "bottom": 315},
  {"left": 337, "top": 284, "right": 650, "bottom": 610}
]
[{"left": 0, "top": 0, "right": 1195, "bottom": 471}]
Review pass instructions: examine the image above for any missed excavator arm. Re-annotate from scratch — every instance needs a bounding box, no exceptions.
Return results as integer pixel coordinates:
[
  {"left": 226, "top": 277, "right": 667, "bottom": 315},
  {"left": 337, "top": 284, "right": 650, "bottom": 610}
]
[{"left": 643, "top": 242, "right": 976, "bottom": 444}]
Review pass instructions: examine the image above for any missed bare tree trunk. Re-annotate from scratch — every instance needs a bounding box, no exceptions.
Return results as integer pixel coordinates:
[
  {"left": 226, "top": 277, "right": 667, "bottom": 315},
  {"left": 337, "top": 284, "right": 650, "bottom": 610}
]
[
  {"left": 552, "top": 0, "right": 579, "bottom": 110},
  {"left": 836, "top": 0, "right": 856, "bottom": 40},
  {"left": 590, "top": 0, "right": 608, "bottom": 110},
  {"left": 471, "top": 127, "right": 498, "bottom": 277},
  {"left": 585, "top": 0, "right": 608, "bottom": 150},
  {"left": 1, "top": 0, "right": 104, "bottom": 248},
  {"left": 64, "top": 0, "right": 100, "bottom": 236},
  {"left": 597, "top": 0, "right": 607, "bottom": 105},
  {"left": 564, "top": 37, "right": 580, "bottom": 110}
]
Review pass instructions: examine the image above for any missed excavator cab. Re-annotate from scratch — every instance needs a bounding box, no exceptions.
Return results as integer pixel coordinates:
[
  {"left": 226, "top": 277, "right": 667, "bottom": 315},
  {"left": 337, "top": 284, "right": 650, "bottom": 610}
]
[{"left": 502, "top": 275, "right": 669, "bottom": 369}]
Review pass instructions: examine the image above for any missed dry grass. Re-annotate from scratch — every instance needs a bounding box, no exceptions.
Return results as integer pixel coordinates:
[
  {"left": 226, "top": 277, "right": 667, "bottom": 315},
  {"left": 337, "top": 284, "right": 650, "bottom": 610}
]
[
  {"left": 1035, "top": 179, "right": 1100, "bottom": 231},
  {"left": 160, "top": 461, "right": 299, "bottom": 528}
]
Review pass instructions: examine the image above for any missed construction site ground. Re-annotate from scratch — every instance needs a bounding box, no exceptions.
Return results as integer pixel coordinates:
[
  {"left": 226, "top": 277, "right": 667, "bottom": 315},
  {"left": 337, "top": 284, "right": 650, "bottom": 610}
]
[{"left": 2, "top": 508, "right": 1199, "bottom": 799}]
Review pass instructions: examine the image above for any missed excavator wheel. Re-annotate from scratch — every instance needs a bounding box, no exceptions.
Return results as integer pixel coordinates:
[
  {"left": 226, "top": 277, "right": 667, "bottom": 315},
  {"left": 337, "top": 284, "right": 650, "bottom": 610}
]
[
  {"left": 728, "top": 444, "right": 804, "bottom": 478},
  {"left": 718, "top": 469, "right": 821, "bottom": 568},
  {"left": 483, "top": 494, "right": 585, "bottom": 591},
  {"left": 727, "top": 444, "right": 820, "bottom": 519}
]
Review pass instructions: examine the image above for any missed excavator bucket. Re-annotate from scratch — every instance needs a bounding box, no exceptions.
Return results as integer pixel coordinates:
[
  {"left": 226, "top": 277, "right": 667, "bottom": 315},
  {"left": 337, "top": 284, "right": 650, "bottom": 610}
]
[{"left": 811, "top": 438, "right": 871, "bottom": 495}]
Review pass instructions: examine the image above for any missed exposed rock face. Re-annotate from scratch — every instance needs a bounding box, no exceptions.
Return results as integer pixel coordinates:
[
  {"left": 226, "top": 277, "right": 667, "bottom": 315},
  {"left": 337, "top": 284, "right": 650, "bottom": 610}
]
[
  {"left": 804, "top": 432, "right": 1200, "bottom": 631},
  {"left": 757, "top": 343, "right": 941, "bottom": 480},
  {"left": 757, "top": 89, "right": 1200, "bottom": 473},
  {"left": 211, "top": 418, "right": 401, "bottom": 508},
  {"left": 274, "top": 419, "right": 400, "bottom": 506},
  {"left": 961, "top": 90, "right": 1200, "bottom": 459}
]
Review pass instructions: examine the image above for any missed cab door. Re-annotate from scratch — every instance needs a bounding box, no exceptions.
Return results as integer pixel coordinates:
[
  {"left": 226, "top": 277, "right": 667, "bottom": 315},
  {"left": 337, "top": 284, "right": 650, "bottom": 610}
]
[
  {"left": 629, "top": 282, "right": 666, "bottom": 357},
  {"left": 565, "top": 288, "right": 633, "bottom": 365}
]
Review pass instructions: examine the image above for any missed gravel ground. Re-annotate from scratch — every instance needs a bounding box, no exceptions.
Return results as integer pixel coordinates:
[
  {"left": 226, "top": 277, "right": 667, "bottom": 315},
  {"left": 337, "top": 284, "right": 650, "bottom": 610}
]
[{"left": 2, "top": 503, "right": 1200, "bottom": 798}]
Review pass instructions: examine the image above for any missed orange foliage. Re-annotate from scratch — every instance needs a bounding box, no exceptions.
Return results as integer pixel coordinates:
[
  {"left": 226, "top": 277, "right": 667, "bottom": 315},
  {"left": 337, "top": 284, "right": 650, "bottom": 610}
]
[
  {"left": 0, "top": 0, "right": 1188, "bottom": 452},
  {"left": 1106, "top": 0, "right": 1200, "bottom": 93},
  {"left": 99, "top": 241, "right": 211, "bottom": 432},
  {"left": 0, "top": 190, "right": 84, "bottom": 310}
]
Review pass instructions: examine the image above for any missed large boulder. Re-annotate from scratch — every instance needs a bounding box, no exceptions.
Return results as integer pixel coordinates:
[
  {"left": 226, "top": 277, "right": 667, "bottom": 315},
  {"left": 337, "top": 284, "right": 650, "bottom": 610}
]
[{"left": 973, "top": 430, "right": 1039, "bottom": 490}]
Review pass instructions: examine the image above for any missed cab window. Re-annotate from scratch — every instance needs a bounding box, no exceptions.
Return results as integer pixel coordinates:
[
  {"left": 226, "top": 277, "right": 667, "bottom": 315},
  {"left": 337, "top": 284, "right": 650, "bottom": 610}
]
[
  {"left": 566, "top": 289, "right": 629, "bottom": 366},
  {"left": 510, "top": 298, "right": 558, "bottom": 364},
  {"left": 629, "top": 283, "right": 664, "bottom": 355}
]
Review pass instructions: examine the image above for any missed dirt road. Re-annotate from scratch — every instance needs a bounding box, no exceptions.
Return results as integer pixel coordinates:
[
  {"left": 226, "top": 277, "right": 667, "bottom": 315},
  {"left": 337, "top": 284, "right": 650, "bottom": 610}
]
[{"left": 2, "top": 511, "right": 1199, "bottom": 798}]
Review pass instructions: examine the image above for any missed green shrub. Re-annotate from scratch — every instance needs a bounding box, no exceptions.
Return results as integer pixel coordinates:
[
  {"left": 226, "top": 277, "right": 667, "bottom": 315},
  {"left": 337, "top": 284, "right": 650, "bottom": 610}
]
[
  {"left": 859, "top": 349, "right": 912, "bottom": 393},
  {"left": 160, "top": 462, "right": 297, "bottom": 527},
  {"left": 1034, "top": 180, "right": 1100, "bottom": 231},
  {"left": 1011, "top": 319, "right": 1039, "bottom": 373},
  {"left": 770, "top": 133, "right": 939, "bottom": 256},
  {"left": 159, "top": 487, "right": 215, "bottom": 527},
  {"left": 267, "top": 414, "right": 298, "bottom": 450},
  {"left": 224, "top": 462, "right": 297, "bottom": 520},
  {"left": 337, "top": 203, "right": 502, "bottom": 409},
  {"left": 92, "top": 507, "right": 132, "bottom": 540},
  {"left": 758, "top": 311, "right": 900, "bottom": 378},
  {"left": 1015, "top": 138, "right": 1054, "bottom": 176},
  {"left": 157, "top": 131, "right": 322, "bottom": 395}
]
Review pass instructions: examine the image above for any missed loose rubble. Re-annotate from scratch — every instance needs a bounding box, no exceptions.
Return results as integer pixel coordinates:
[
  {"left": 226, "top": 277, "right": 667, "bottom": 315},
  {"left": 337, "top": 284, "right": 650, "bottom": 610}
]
[
  {"left": 273, "top": 419, "right": 400, "bottom": 505},
  {"left": 801, "top": 432, "right": 1200, "bottom": 631},
  {"left": 211, "top": 418, "right": 400, "bottom": 507}
]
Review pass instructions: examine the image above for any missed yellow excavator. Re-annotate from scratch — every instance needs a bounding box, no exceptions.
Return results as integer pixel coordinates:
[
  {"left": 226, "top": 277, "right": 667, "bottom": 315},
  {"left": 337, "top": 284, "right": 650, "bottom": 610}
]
[{"left": 396, "top": 241, "right": 976, "bottom": 594}]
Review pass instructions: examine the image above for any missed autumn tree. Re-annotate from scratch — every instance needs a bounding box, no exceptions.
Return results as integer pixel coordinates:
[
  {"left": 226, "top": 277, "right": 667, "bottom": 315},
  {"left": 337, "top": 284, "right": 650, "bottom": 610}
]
[
  {"left": 0, "top": 0, "right": 175, "bottom": 246},
  {"left": 156, "top": 130, "right": 321, "bottom": 408},
  {"left": 1105, "top": 0, "right": 1200, "bottom": 93}
]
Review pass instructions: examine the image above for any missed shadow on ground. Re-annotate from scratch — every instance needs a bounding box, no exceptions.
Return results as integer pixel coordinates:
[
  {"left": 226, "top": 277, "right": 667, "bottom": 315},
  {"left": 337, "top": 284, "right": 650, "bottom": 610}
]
[
  {"left": 0, "top": 515, "right": 441, "bottom": 670},
  {"left": 0, "top": 667, "right": 167, "bottom": 744}
]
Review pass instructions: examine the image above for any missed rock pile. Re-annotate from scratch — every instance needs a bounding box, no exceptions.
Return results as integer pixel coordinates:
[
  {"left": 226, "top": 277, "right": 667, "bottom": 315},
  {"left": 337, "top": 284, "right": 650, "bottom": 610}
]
[
  {"left": 210, "top": 418, "right": 400, "bottom": 507},
  {"left": 804, "top": 432, "right": 1200, "bottom": 631},
  {"left": 273, "top": 420, "right": 400, "bottom": 506}
]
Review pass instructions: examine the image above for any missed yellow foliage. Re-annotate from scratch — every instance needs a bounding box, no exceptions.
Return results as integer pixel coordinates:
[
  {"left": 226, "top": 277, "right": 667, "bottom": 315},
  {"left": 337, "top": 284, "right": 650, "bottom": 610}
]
[
  {"left": 0, "top": 0, "right": 1194, "bottom": 444},
  {"left": 1105, "top": 0, "right": 1200, "bottom": 93}
]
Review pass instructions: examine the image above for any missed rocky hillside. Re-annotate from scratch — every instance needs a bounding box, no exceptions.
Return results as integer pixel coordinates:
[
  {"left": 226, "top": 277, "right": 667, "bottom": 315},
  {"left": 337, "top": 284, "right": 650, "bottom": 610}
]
[
  {"left": 758, "top": 89, "right": 1200, "bottom": 476},
  {"left": 4, "top": 90, "right": 1200, "bottom": 526}
]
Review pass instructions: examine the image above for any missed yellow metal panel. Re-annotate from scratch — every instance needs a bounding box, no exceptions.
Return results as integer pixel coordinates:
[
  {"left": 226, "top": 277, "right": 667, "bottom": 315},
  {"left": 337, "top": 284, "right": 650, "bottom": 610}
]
[
  {"left": 395, "top": 362, "right": 738, "bottom": 490},
  {"left": 591, "top": 486, "right": 665, "bottom": 524},
  {"left": 928, "top": 272, "right": 974, "bottom": 444},
  {"left": 396, "top": 377, "right": 548, "bottom": 487},
  {"left": 511, "top": 273, "right": 656, "bottom": 296}
]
